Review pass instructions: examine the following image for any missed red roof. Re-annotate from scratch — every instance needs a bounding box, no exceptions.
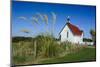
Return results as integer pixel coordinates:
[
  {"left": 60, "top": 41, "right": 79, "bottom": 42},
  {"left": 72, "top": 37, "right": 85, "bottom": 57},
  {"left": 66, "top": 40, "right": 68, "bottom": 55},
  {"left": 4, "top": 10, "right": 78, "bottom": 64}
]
[{"left": 67, "top": 23, "right": 83, "bottom": 36}]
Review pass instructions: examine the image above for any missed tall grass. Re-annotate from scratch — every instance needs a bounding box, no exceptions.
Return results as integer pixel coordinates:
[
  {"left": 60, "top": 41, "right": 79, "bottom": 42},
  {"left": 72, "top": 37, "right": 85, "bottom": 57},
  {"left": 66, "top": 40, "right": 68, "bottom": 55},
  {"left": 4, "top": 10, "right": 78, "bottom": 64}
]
[
  {"left": 33, "top": 35, "right": 64, "bottom": 58},
  {"left": 12, "top": 35, "right": 89, "bottom": 65},
  {"left": 13, "top": 35, "right": 65, "bottom": 64}
]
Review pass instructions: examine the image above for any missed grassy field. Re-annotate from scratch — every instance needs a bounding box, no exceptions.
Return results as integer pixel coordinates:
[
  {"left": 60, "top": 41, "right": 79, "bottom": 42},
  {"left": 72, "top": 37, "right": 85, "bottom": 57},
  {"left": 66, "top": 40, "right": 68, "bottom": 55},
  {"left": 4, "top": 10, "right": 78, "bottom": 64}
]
[
  {"left": 39, "top": 47, "right": 96, "bottom": 64},
  {"left": 12, "top": 35, "right": 96, "bottom": 65}
]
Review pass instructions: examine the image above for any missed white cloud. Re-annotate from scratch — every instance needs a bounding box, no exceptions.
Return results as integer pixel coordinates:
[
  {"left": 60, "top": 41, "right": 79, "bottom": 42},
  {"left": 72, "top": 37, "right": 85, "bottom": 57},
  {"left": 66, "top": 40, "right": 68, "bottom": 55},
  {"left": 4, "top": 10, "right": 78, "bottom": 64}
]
[{"left": 18, "top": 16, "right": 27, "bottom": 20}]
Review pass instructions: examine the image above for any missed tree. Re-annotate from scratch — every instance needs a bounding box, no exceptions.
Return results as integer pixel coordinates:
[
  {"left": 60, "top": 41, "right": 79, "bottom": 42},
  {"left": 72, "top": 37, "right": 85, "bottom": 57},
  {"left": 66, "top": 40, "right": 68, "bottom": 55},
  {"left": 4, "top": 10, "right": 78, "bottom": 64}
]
[{"left": 90, "top": 29, "right": 96, "bottom": 45}]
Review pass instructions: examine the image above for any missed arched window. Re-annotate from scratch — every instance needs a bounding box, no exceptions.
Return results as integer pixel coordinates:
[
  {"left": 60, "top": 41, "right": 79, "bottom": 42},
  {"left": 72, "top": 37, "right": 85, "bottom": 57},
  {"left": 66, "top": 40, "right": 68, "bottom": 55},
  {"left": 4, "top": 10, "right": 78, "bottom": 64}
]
[
  {"left": 59, "top": 35, "right": 61, "bottom": 40},
  {"left": 67, "top": 31, "right": 68, "bottom": 38}
]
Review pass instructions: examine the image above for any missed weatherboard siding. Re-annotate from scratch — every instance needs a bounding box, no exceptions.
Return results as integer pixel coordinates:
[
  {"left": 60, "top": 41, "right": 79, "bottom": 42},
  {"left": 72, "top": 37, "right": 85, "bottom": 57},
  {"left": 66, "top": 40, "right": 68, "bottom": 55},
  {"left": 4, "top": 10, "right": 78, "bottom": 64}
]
[
  {"left": 60, "top": 25, "right": 83, "bottom": 44},
  {"left": 60, "top": 25, "right": 74, "bottom": 42},
  {"left": 74, "top": 34, "right": 83, "bottom": 44}
]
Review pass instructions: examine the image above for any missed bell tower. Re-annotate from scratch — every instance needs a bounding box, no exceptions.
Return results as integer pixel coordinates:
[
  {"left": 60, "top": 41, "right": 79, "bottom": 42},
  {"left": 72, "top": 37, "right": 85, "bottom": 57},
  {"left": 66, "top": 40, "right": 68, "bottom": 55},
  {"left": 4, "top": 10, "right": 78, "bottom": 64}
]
[{"left": 67, "top": 16, "right": 70, "bottom": 23}]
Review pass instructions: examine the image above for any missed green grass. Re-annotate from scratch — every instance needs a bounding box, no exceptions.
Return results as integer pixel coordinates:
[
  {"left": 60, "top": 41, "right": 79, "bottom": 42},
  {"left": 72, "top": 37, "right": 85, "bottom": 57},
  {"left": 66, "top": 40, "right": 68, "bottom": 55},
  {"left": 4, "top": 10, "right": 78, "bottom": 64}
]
[
  {"left": 39, "top": 47, "right": 96, "bottom": 64},
  {"left": 12, "top": 35, "right": 96, "bottom": 65},
  {"left": 12, "top": 35, "right": 66, "bottom": 65}
]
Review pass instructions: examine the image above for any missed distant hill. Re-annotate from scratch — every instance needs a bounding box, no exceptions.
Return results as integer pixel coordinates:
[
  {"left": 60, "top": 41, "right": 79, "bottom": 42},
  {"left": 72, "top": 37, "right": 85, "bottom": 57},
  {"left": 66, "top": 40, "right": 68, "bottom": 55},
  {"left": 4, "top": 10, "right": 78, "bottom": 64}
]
[
  {"left": 12, "top": 37, "right": 33, "bottom": 42},
  {"left": 12, "top": 35, "right": 58, "bottom": 42}
]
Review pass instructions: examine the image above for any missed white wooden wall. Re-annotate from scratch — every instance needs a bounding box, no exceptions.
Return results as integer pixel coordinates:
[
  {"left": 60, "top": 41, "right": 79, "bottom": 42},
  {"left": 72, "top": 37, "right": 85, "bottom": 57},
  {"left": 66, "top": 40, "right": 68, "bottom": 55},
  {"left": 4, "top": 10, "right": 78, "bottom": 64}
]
[{"left": 60, "top": 25, "right": 83, "bottom": 44}]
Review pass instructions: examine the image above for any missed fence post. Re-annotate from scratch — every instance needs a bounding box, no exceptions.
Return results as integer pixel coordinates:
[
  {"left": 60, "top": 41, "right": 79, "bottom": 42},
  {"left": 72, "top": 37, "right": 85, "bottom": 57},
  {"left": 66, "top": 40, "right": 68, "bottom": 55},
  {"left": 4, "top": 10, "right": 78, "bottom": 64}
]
[{"left": 34, "top": 40, "right": 37, "bottom": 59}]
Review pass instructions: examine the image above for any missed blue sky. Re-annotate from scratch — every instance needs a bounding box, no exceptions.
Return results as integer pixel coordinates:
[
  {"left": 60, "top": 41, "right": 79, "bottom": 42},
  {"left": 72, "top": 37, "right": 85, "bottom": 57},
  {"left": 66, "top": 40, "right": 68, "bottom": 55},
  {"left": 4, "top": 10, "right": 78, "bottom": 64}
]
[{"left": 12, "top": 1, "right": 96, "bottom": 38}]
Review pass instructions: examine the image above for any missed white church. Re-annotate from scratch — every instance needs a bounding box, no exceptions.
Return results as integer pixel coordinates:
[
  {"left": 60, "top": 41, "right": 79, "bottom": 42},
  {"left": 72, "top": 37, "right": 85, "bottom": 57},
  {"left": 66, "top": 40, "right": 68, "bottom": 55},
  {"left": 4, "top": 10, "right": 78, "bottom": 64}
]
[{"left": 59, "top": 17, "right": 83, "bottom": 44}]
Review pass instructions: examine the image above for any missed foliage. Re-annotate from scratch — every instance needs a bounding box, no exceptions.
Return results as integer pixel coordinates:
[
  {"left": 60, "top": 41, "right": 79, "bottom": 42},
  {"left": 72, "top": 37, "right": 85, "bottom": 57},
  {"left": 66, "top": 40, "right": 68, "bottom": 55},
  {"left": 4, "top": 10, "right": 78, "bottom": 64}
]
[
  {"left": 83, "top": 38, "right": 93, "bottom": 42},
  {"left": 12, "top": 35, "right": 96, "bottom": 65},
  {"left": 90, "top": 29, "right": 96, "bottom": 41},
  {"left": 33, "top": 35, "right": 64, "bottom": 58},
  {"left": 12, "top": 37, "right": 32, "bottom": 42},
  {"left": 12, "top": 35, "right": 66, "bottom": 65}
]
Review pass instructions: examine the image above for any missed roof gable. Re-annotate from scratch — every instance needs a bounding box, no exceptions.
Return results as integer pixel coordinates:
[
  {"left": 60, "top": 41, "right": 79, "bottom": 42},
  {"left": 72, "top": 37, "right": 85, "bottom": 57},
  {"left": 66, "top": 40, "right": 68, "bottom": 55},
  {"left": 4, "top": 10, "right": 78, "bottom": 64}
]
[
  {"left": 67, "top": 23, "right": 83, "bottom": 36},
  {"left": 59, "top": 22, "right": 83, "bottom": 36}
]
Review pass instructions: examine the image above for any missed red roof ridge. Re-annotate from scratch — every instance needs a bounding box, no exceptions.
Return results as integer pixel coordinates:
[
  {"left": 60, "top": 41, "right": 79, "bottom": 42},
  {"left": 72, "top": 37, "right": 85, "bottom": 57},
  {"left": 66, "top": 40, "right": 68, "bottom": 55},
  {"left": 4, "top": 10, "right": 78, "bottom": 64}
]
[{"left": 67, "top": 22, "right": 83, "bottom": 36}]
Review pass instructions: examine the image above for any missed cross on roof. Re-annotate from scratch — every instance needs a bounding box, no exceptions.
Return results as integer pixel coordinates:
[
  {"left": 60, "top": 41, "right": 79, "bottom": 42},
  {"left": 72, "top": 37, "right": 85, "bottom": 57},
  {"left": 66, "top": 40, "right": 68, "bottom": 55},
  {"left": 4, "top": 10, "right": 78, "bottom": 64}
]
[{"left": 67, "top": 16, "right": 70, "bottom": 23}]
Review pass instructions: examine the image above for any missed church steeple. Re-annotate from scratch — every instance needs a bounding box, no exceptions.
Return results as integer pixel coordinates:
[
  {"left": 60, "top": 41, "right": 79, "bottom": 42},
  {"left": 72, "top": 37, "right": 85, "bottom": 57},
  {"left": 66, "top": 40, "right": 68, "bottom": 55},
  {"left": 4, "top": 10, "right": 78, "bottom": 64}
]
[{"left": 67, "top": 16, "right": 70, "bottom": 23}]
